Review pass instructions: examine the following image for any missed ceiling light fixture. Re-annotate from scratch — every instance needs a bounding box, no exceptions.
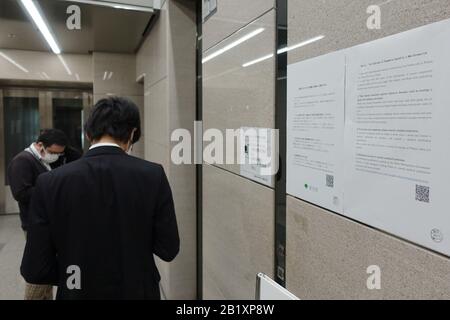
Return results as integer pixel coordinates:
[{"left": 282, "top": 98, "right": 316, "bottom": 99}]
[
  {"left": 242, "top": 53, "right": 274, "bottom": 68},
  {"left": 241, "top": 35, "right": 325, "bottom": 68},
  {"left": 41, "top": 71, "right": 50, "bottom": 80},
  {"left": 203, "top": 28, "right": 265, "bottom": 64},
  {"left": 0, "top": 51, "right": 29, "bottom": 73},
  {"left": 61, "top": 0, "right": 153, "bottom": 12},
  {"left": 277, "top": 35, "right": 325, "bottom": 54},
  {"left": 20, "top": 0, "right": 61, "bottom": 54},
  {"left": 57, "top": 54, "right": 72, "bottom": 75}
]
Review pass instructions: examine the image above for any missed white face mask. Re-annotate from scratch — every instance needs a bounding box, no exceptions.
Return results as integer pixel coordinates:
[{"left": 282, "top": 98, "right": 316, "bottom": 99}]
[{"left": 42, "top": 150, "right": 60, "bottom": 164}]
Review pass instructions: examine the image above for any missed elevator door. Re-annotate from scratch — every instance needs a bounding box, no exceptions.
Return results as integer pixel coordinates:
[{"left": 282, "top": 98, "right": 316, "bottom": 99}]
[
  {"left": 3, "top": 96, "right": 40, "bottom": 184},
  {"left": 53, "top": 98, "right": 84, "bottom": 152}
]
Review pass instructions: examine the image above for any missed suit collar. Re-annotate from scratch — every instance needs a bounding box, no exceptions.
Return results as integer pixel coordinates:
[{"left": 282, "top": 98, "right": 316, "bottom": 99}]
[{"left": 84, "top": 146, "right": 126, "bottom": 158}]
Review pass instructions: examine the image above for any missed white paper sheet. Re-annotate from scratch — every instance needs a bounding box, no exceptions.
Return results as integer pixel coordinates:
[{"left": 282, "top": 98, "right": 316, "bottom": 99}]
[
  {"left": 344, "top": 19, "right": 450, "bottom": 255},
  {"left": 239, "top": 127, "right": 275, "bottom": 187},
  {"left": 287, "top": 51, "right": 345, "bottom": 213}
]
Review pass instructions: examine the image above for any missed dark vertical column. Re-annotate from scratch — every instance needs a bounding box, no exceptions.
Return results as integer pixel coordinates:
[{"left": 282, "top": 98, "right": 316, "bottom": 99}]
[
  {"left": 0, "top": 89, "right": 4, "bottom": 213},
  {"left": 196, "top": 0, "right": 203, "bottom": 300},
  {"left": 275, "top": 0, "right": 288, "bottom": 287}
]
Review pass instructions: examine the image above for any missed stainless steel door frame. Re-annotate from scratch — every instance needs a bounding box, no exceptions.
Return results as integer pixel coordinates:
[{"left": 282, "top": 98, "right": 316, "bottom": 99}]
[
  {"left": 0, "top": 88, "right": 39, "bottom": 215},
  {"left": 0, "top": 87, "right": 92, "bottom": 215},
  {"left": 0, "top": 89, "right": 5, "bottom": 214}
]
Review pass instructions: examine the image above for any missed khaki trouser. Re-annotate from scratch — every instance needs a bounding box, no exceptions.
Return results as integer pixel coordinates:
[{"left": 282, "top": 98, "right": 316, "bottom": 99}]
[
  {"left": 23, "top": 231, "right": 54, "bottom": 300},
  {"left": 24, "top": 283, "right": 53, "bottom": 300}
]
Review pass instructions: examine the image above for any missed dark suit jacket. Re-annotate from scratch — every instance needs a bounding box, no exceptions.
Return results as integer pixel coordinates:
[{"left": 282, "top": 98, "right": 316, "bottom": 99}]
[
  {"left": 7, "top": 150, "right": 49, "bottom": 230},
  {"left": 51, "top": 145, "right": 83, "bottom": 169},
  {"left": 20, "top": 146, "right": 180, "bottom": 300}
]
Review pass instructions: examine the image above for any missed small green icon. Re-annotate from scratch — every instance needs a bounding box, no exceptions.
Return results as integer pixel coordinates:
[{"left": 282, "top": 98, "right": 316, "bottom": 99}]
[{"left": 304, "top": 184, "right": 308, "bottom": 189}]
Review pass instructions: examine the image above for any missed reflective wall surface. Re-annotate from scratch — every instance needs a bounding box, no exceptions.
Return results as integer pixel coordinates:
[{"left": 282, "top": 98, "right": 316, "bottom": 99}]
[
  {"left": 202, "top": 3, "right": 277, "bottom": 300},
  {"left": 201, "top": 0, "right": 450, "bottom": 300}
]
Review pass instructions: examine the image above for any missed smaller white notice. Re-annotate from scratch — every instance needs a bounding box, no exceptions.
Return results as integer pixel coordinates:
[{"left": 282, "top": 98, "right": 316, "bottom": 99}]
[
  {"left": 239, "top": 127, "right": 275, "bottom": 187},
  {"left": 287, "top": 51, "right": 345, "bottom": 213}
]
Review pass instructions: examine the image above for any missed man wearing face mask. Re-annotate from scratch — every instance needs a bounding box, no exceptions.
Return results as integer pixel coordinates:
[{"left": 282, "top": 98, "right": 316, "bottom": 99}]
[
  {"left": 7, "top": 128, "right": 68, "bottom": 300},
  {"left": 20, "top": 97, "right": 179, "bottom": 300}
]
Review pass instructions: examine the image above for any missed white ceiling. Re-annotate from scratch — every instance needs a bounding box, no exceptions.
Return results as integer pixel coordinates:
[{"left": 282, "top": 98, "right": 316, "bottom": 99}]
[{"left": 0, "top": 0, "right": 154, "bottom": 54}]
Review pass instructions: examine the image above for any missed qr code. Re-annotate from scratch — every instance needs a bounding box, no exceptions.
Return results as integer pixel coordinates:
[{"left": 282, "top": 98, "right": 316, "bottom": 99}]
[
  {"left": 326, "top": 174, "right": 334, "bottom": 188},
  {"left": 415, "top": 185, "right": 430, "bottom": 203}
]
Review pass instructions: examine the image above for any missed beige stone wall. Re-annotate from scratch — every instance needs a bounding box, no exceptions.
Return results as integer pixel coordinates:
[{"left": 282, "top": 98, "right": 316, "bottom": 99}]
[
  {"left": 136, "top": 0, "right": 197, "bottom": 300},
  {"left": 285, "top": 0, "right": 450, "bottom": 299},
  {"left": 203, "top": 164, "right": 274, "bottom": 299},
  {"left": 202, "top": 4, "right": 277, "bottom": 299},
  {"left": 202, "top": 0, "right": 450, "bottom": 299},
  {"left": 202, "top": 0, "right": 275, "bottom": 51},
  {"left": 286, "top": 197, "right": 450, "bottom": 299},
  {"left": 0, "top": 90, "right": 4, "bottom": 214},
  {"left": 0, "top": 50, "right": 92, "bottom": 83},
  {"left": 92, "top": 52, "right": 145, "bottom": 159}
]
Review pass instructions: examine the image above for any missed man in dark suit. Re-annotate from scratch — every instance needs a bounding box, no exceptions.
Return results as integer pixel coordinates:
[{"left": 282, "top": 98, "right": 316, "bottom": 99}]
[
  {"left": 50, "top": 145, "right": 83, "bottom": 169},
  {"left": 8, "top": 129, "right": 68, "bottom": 232},
  {"left": 21, "top": 97, "right": 180, "bottom": 300},
  {"left": 8, "top": 128, "right": 68, "bottom": 300}
]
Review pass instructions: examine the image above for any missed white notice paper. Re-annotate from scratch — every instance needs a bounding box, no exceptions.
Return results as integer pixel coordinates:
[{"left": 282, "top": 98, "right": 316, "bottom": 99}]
[
  {"left": 287, "top": 51, "right": 345, "bottom": 213},
  {"left": 240, "top": 127, "right": 274, "bottom": 187},
  {"left": 344, "top": 19, "right": 450, "bottom": 255}
]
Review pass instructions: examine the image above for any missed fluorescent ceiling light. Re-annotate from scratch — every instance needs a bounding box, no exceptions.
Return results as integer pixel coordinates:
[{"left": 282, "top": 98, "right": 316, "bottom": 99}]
[
  {"left": 242, "top": 53, "right": 274, "bottom": 67},
  {"left": 103, "top": 71, "right": 108, "bottom": 80},
  {"left": 41, "top": 72, "right": 50, "bottom": 80},
  {"left": 57, "top": 54, "right": 72, "bottom": 75},
  {"left": 20, "top": 0, "right": 61, "bottom": 54},
  {"left": 136, "top": 73, "right": 146, "bottom": 83},
  {"left": 277, "top": 35, "right": 325, "bottom": 54},
  {"left": 0, "top": 51, "right": 29, "bottom": 73},
  {"left": 62, "top": 0, "right": 153, "bottom": 12},
  {"left": 108, "top": 71, "right": 113, "bottom": 80},
  {"left": 241, "top": 35, "right": 325, "bottom": 68},
  {"left": 203, "top": 28, "right": 265, "bottom": 64}
]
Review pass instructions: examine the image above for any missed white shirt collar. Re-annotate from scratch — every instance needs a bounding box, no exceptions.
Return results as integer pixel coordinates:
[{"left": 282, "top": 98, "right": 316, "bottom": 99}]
[
  {"left": 28, "top": 143, "right": 42, "bottom": 160},
  {"left": 25, "top": 143, "right": 52, "bottom": 171},
  {"left": 89, "top": 142, "right": 121, "bottom": 150}
]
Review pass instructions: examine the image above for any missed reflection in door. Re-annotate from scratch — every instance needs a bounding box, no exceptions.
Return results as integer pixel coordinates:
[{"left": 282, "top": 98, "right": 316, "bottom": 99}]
[
  {"left": 3, "top": 97, "right": 39, "bottom": 184},
  {"left": 53, "top": 98, "right": 84, "bottom": 152}
]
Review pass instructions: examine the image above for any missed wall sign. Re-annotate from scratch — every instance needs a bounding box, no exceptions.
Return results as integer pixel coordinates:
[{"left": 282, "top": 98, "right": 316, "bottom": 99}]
[
  {"left": 203, "top": 0, "right": 217, "bottom": 23},
  {"left": 287, "top": 18, "right": 450, "bottom": 256}
]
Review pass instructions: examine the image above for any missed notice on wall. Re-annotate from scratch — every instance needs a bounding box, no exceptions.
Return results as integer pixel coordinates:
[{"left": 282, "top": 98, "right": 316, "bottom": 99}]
[
  {"left": 239, "top": 127, "right": 275, "bottom": 188},
  {"left": 344, "top": 19, "right": 450, "bottom": 255},
  {"left": 202, "top": 0, "right": 217, "bottom": 22},
  {"left": 287, "top": 51, "right": 345, "bottom": 213}
]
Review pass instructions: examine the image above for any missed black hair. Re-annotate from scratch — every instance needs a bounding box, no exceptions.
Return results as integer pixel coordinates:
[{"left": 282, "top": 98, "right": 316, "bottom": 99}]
[
  {"left": 84, "top": 97, "right": 141, "bottom": 144},
  {"left": 37, "top": 129, "right": 68, "bottom": 148}
]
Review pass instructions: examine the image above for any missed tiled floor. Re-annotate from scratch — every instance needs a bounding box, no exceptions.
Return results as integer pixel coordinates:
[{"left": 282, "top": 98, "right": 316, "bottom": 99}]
[{"left": 0, "top": 215, "right": 26, "bottom": 300}]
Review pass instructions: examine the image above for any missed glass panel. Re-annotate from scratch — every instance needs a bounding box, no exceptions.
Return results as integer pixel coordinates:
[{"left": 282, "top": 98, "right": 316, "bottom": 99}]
[
  {"left": 52, "top": 98, "right": 83, "bottom": 152},
  {"left": 3, "top": 97, "right": 39, "bottom": 185}
]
